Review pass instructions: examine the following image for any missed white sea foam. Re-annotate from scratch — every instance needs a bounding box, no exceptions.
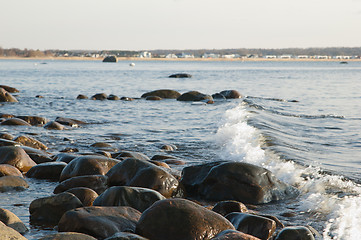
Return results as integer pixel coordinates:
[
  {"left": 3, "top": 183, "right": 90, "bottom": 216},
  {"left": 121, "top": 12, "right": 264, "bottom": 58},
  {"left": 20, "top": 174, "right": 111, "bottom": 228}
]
[{"left": 215, "top": 104, "right": 361, "bottom": 240}]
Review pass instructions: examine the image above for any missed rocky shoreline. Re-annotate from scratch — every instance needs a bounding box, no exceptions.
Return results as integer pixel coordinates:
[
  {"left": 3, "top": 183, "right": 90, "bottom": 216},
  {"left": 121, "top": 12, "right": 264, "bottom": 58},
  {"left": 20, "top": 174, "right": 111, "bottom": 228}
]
[{"left": 0, "top": 85, "right": 318, "bottom": 240}]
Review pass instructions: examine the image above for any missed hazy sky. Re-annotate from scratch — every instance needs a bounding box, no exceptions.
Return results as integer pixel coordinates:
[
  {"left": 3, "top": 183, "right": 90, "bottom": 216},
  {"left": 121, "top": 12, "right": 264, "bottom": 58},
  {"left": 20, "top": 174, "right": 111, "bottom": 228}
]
[{"left": 1, "top": 0, "right": 361, "bottom": 50}]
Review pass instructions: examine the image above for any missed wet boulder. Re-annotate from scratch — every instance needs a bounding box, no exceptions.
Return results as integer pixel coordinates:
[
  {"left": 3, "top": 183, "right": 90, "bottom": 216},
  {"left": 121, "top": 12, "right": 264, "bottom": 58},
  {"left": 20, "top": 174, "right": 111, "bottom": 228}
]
[
  {"left": 0, "top": 85, "right": 19, "bottom": 93},
  {"left": 44, "top": 121, "right": 66, "bottom": 130},
  {"left": 21, "top": 146, "right": 53, "bottom": 164},
  {"left": 225, "top": 213, "right": 276, "bottom": 240},
  {"left": 108, "top": 94, "right": 120, "bottom": 100},
  {"left": 16, "top": 115, "right": 49, "bottom": 126},
  {"left": 213, "top": 229, "right": 261, "bottom": 240},
  {"left": 0, "top": 221, "right": 27, "bottom": 240},
  {"left": 105, "top": 232, "right": 148, "bottom": 240},
  {"left": 93, "top": 186, "right": 165, "bottom": 212},
  {"left": 160, "top": 144, "right": 177, "bottom": 151},
  {"left": 0, "top": 164, "right": 23, "bottom": 177},
  {"left": 1, "top": 118, "right": 31, "bottom": 126},
  {"left": 169, "top": 73, "right": 192, "bottom": 78},
  {"left": 65, "top": 187, "right": 99, "bottom": 207},
  {"left": 219, "top": 90, "right": 242, "bottom": 99},
  {"left": 103, "top": 56, "right": 118, "bottom": 62},
  {"left": 59, "top": 155, "right": 120, "bottom": 182},
  {"left": 53, "top": 152, "right": 79, "bottom": 163},
  {"left": 141, "top": 89, "right": 181, "bottom": 99},
  {"left": 275, "top": 226, "right": 315, "bottom": 240},
  {"left": 77, "top": 94, "right": 89, "bottom": 100},
  {"left": 91, "top": 93, "right": 108, "bottom": 100},
  {"left": 0, "top": 176, "right": 29, "bottom": 192},
  {"left": 54, "top": 175, "right": 108, "bottom": 195},
  {"left": 106, "top": 158, "right": 179, "bottom": 198},
  {"left": 39, "top": 232, "right": 97, "bottom": 240},
  {"left": 180, "top": 161, "right": 298, "bottom": 204},
  {"left": 0, "top": 146, "right": 37, "bottom": 172},
  {"left": 13, "top": 135, "right": 48, "bottom": 150},
  {"left": 0, "top": 208, "right": 28, "bottom": 234},
  {"left": 0, "top": 138, "right": 21, "bottom": 147},
  {"left": 212, "top": 200, "right": 248, "bottom": 216},
  {"left": 0, "top": 88, "right": 18, "bottom": 102},
  {"left": 135, "top": 198, "right": 235, "bottom": 240},
  {"left": 26, "top": 162, "right": 67, "bottom": 181},
  {"left": 114, "top": 151, "right": 150, "bottom": 161},
  {"left": 177, "top": 91, "right": 213, "bottom": 102},
  {"left": 58, "top": 206, "right": 141, "bottom": 239},
  {"left": 0, "top": 132, "right": 15, "bottom": 140},
  {"left": 145, "top": 96, "right": 162, "bottom": 101},
  {"left": 55, "top": 116, "right": 87, "bottom": 126},
  {"left": 212, "top": 93, "right": 227, "bottom": 100},
  {"left": 29, "top": 192, "right": 83, "bottom": 225}
]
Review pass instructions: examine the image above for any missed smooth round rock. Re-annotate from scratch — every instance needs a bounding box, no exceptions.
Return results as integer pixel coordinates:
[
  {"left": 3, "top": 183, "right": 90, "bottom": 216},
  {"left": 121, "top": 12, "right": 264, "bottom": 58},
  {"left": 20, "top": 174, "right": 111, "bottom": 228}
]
[{"left": 0, "top": 208, "right": 28, "bottom": 234}]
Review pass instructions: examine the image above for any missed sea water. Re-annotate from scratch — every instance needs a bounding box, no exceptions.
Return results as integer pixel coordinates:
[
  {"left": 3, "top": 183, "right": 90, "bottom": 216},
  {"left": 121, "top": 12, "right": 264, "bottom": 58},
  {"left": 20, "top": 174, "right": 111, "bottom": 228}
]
[{"left": 0, "top": 59, "right": 360, "bottom": 239}]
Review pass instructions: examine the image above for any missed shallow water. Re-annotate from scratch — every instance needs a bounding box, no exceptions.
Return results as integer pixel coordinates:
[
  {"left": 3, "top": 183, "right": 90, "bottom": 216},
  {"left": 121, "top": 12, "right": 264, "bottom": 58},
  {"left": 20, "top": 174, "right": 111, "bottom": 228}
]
[{"left": 0, "top": 59, "right": 361, "bottom": 239}]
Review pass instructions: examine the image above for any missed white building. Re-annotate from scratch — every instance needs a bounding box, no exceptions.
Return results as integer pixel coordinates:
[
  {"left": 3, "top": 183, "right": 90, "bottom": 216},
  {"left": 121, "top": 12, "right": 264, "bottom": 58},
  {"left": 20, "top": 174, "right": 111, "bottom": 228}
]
[
  {"left": 165, "top": 53, "right": 178, "bottom": 59},
  {"left": 139, "top": 51, "right": 152, "bottom": 58}
]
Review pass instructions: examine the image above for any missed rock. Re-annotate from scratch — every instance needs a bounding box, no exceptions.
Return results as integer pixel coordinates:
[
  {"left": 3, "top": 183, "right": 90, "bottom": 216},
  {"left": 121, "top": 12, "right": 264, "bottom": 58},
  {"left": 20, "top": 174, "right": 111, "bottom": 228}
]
[
  {"left": 1, "top": 118, "right": 31, "bottom": 126},
  {"left": 65, "top": 187, "right": 99, "bottom": 207},
  {"left": 275, "top": 226, "right": 315, "bottom": 240},
  {"left": 54, "top": 175, "right": 108, "bottom": 195},
  {"left": 0, "top": 132, "right": 14, "bottom": 140},
  {"left": 0, "top": 85, "right": 19, "bottom": 93},
  {"left": 106, "top": 158, "right": 179, "bottom": 198},
  {"left": 0, "top": 176, "right": 29, "bottom": 192},
  {"left": 212, "top": 93, "right": 227, "bottom": 100},
  {"left": 53, "top": 153, "right": 79, "bottom": 163},
  {"left": 21, "top": 146, "right": 53, "bottom": 164},
  {"left": 220, "top": 90, "right": 242, "bottom": 99},
  {"left": 0, "top": 88, "right": 18, "bottom": 102},
  {"left": 145, "top": 96, "right": 162, "bottom": 101},
  {"left": 77, "top": 94, "right": 89, "bottom": 99},
  {"left": 141, "top": 89, "right": 181, "bottom": 99},
  {"left": 90, "top": 142, "right": 116, "bottom": 152},
  {"left": 169, "top": 73, "right": 192, "bottom": 78},
  {"left": 120, "top": 97, "right": 134, "bottom": 101},
  {"left": 103, "top": 56, "right": 118, "bottom": 62},
  {"left": 180, "top": 161, "right": 298, "bottom": 204},
  {"left": 58, "top": 206, "right": 141, "bottom": 239},
  {"left": 0, "top": 221, "right": 27, "bottom": 240},
  {"left": 44, "top": 121, "right": 66, "bottom": 130},
  {"left": 26, "top": 162, "right": 67, "bottom": 181},
  {"left": 160, "top": 144, "right": 177, "bottom": 151},
  {"left": 114, "top": 151, "right": 150, "bottom": 161},
  {"left": 35, "top": 95, "right": 44, "bottom": 98},
  {"left": 177, "top": 91, "right": 213, "bottom": 102},
  {"left": 0, "top": 208, "right": 28, "bottom": 234},
  {"left": 212, "top": 229, "right": 261, "bottom": 240},
  {"left": 91, "top": 93, "right": 108, "bottom": 100},
  {"left": 135, "top": 198, "right": 235, "bottom": 240},
  {"left": 59, "top": 155, "right": 120, "bottom": 182},
  {"left": 29, "top": 192, "right": 83, "bottom": 225},
  {"left": 0, "top": 164, "right": 23, "bottom": 177},
  {"left": 16, "top": 115, "right": 49, "bottom": 126},
  {"left": 108, "top": 94, "right": 120, "bottom": 100},
  {"left": 105, "top": 232, "right": 149, "bottom": 240},
  {"left": 39, "top": 232, "right": 97, "bottom": 240},
  {"left": 60, "top": 147, "right": 79, "bottom": 153},
  {"left": 55, "top": 117, "right": 86, "bottom": 126},
  {"left": 150, "top": 154, "right": 176, "bottom": 160},
  {"left": 0, "top": 139, "right": 21, "bottom": 147},
  {"left": 212, "top": 200, "right": 248, "bottom": 216},
  {"left": 0, "top": 146, "right": 37, "bottom": 172},
  {"left": 148, "top": 160, "right": 170, "bottom": 169},
  {"left": 225, "top": 213, "right": 276, "bottom": 240},
  {"left": 13, "top": 135, "right": 48, "bottom": 150},
  {"left": 93, "top": 186, "right": 165, "bottom": 212}
]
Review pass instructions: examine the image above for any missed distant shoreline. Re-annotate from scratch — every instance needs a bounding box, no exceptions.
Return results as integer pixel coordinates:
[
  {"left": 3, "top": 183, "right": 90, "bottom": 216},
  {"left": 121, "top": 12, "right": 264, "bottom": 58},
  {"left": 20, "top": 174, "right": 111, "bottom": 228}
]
[{"left": 0, "top": 56, "right": 360, "bottom": 62}]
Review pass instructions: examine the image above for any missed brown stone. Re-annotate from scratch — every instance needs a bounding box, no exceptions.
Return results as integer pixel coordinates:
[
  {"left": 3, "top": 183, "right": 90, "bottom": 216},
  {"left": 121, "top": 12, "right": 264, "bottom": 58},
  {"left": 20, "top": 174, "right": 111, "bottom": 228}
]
[
  {"left": 65, "top": 187, "right": 99, "bottom": 206},
  {"left": 26, "top": 162, "right": 67, "bottom": 181},
  {"left": 0, "top": 88, "right": 18, "bottom": 102},
  {"left": 16, "top": 115, "right": 49, "bottom": 126},
  {"left": 0, "top": 176, "right": 29, "bottom": 192},
  {"left": 141, "top": 89, "right": 181, "bottom": 99},
  {"left": 1, "top": 118, "right": 31, "bottom": 126},
  {"left": 54, "top": 175, "right": 108, "bottom": 195},
  {"left": 0, "top": 208, "right": 28, "bottom": 234},
  {"left": 13, "top": 135, "right": 48, "bottom": 150},
  {"left": 0, "top": 164, "right": 23, "bottom": 177},
  {"left": 0, "top": 85, "right": 19, "bottom": 93},
  {"left": 0, "top": 146, "right": 37, "bottom": 172},
  {"left": 44, "top": 121, "right": 66, "bottom": 130},
  {"left": 39, "top": 232, "right": 97, "bottom": 240},
  {"left": 0, "top": 221, "right": 27, "bottom": 240},
  {"left": 213, "top": 229, "right": 261, "bottom": 240},
  {"left": 212, "top": 200, "right": 248, "bottom": 216}
]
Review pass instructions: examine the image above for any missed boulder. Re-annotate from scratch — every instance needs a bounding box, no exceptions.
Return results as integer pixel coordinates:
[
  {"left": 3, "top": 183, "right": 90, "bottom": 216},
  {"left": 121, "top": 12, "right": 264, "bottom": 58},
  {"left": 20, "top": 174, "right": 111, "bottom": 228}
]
[
  {"left": 44, "top": 121, "right": 66, "bottom": 130},
  {"left": 177, "top": 91, "right": 213, "bottom": 102},
  {"left": 135, "top": 198, "right": 235, "bottom": 240},
  {"left": 0, "top": 88, "right": 18, "bottom": 102},
  {"left": 53, "top": 152, "right": 79, "bottom": 163},
  {"left": 54, "top": 175, "right": 108, "bottom": 195},
  {"left": 16, "top": 115, "right": 49, "bottom": 126},
  {"left": 105, "top": 232, "right": 149, "bottom": 240},
  {"left": 212, "top": 200, "right": 248, "bottom": 216},
  {"left": 90, "top": 142, "right": 117, "bottom": 152},
  {"left": 120, "top": 97, "right": 134, "bottom": 101},
  {"left": 225, "top": 213, "right": 276, "bottom": 240},
  {"left": 26, "top": 162, "right": 67, "bottom": 181},
  {"left": 103, "top": 56, "right": 118, "bottom": 62},
  {"left": 29, "top": 192, "right": 83, "bottom": 225},
  {"left": 13, "top": 135, "right": 48, "bottom": 150},
  {"left": 0, "top": 139, "right": 21, "bottom": 147},
  {"left": 0, "top": 221, "right": 27, "bottom": 240},
  {"left": 1, "top": 118, "right": 31, "bottom": 126},
  {"left": 91, "top": 93, "right": 108, "bottom": 100},
  {"left": 21, "top": 146, "right": 53, "bottom": 164},
  {"left": 108, "top": 94, "right": 120, "bottom": 100},
  {"left": 220, "top": 90, "right": 242, "bottom": 99},
  {"left": 213, "top": 229, "right": 261, "bottom": 240},
  {"left": 168, "top": 73, "right": 192, "bottom": 78},
  {"left": 59, "top": 155, "right": 120, "bottom": 182},
  {"left": 141, "top": 89, "right": 181, "bottom": 99},
  {"left": 39, "top": 232, "right": 97, "bottom": 240},
  {"left": 106, "top": 158, "right": 179, "bottom": 198},
  {"left": 0, "top": 176, "right": 29, "bottom": 192},
  {"left": 145, "top": 96, "right": 162, "bottom": 101},
  {"left": 55, "top": 117, "right": 87, "bottom": 126},
  {"left": 160, "top": 144, "right": 177, "bottom": 151},
  {"left": 65, "top": 187, "right": 99, "bottom": 207},
  {"left": 93, "top": 186, "right": 165, "bottom": 212},
  {"left": 180, "top": 161, "right": 298, "bottom": 204},
  {"left": 212, "top": 93, "right": 227, "bottom": 100},
  {"left": 0, "top": 85, "right": 19, "bottom": 93},
  {"left": 274, "top": 226, "right": 315, "bottom": 240},
  {"left": 114, "top": 151, "right": 150, "bottom": 161},
  {"left": 0, "top": 164, "right": 23, "bottom": 177},
  {"left": 58, "top": 206, "right": 141, "bottom": 239},
  {"left": 77, "top": 94, "right": 89, "bottom": 100},
  {"left": 0, "top": 132, "right": 15, "bottom": 140},
  {"left": 0, "top": 146, "right": 37, "bottom": 172},
  {"left": 0, "top": 208, "right": 28, "bottom": 234}
]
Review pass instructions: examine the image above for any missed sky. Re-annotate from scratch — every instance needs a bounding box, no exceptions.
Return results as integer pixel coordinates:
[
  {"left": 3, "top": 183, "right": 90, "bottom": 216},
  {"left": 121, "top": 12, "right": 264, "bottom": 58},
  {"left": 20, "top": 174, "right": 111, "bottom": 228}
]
[{"left": 1, "top": 0, "right": 361, "bottom": 50}]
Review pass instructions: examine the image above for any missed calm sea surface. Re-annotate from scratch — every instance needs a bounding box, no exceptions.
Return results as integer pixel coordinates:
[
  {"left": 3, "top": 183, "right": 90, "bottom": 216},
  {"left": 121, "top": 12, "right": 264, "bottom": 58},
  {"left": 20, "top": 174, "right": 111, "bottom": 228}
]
[{"left": 0, "top": 59, "right": 360, "bottom": 239}]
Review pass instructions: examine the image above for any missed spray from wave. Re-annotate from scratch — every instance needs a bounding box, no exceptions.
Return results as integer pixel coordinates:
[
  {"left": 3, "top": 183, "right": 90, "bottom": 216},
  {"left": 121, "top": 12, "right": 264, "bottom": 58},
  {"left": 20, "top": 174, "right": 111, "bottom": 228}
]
[{"left": 215, "top": 103, "right": 361, "bottom": 239}]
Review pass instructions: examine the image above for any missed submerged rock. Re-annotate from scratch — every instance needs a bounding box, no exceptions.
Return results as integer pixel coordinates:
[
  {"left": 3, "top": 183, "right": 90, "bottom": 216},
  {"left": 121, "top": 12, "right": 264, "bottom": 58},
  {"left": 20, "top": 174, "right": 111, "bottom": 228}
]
[
  {"left": 55, "top": 117, "right": 86, "bottom": 126},
  {"left": 91, "top": 93, "right": 108, "bottom": 100},
  {"left": 0, "top": 176, "right": 29, "bottom": 192},
  {"left": 219, "top": 90, "right": 242, "bottom": 99},
  {"left": 169, "top": 73, "right": 192, "bottom": 78},
  {"left": 77, "top": 94, "right": 89, "bottom": 100},
  {"left": 1, "top": 118, "right": 31, "bottom": 126},
  {"left": 103, "top": 56, "right": 118, "bottom": 63},
  {"left": 44, "top": 121, "right": 66, "bottom": 130},
  {"left": 145, "top": 96, "right": 162, "bottom": 101},
  {"left": 13, "top": 135, "right": 48, "bottom": 150},
  {"left": 16, "top": 115, "right": 49, "bottom": 126},
  {"left": 0, "top": 85, "right": 19, "bottom": 93},
  {"left": 141, "top": 89, "right": 181, "bottom": 99},
  {"left": 177, "top": 91, "right": 213, "bottom": 102},
  {"left": 0, "top": 88, "right": 18, "bottom": 102}
]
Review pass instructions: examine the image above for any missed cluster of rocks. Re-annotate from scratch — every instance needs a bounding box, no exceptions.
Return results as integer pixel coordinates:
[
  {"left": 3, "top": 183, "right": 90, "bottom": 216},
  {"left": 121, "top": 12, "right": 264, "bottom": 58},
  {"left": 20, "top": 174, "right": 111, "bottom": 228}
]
[{"left": 0, "top": 85, "right": 317, "bottom": 240}]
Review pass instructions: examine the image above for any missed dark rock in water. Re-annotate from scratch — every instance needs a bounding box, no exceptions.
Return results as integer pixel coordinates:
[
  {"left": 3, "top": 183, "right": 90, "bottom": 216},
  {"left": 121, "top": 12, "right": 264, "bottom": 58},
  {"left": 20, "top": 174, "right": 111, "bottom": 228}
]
[
  {"left": 59, "top": 155, "right": 120, "bottom": 182},
  {"left": 29, "top": 192, "right": 83, "bottom": 225},
  {"left": 135, "top": 198, "right": 235, "bottom": 240},
  {"left": 106, "top": 158, "right": 179, "bottom": 198},
  {"left": 21, "top": 146, "right": 53, "bottom": 164},
  {"left": 13, "top": 135, "right": 48, "bottom": 150},
  {"left": 180, "top": 161, "right": 298, "bottom": 204},
  {"left": 65, "top": 187, "right": 99, "bottom": 207},
  {"left": 212, "top": 93, "right": 227, "bottom": 100},
  {"left": 104, "top": 232, "right": 148, "bottom": 240},
  {"left": 58, "top": 206, "right": 141, "bottom": 239},
  {"left": 39, "top": 232, "right": 97, "bottom": 240},
  {"left": 212, "top": 200, "right": 248, "bottom": 216},
  {"left": 160, "top": 144, "right": 177, "bottom": 151},
  {"left": 114, "top": 151, "right": 150, "bottom": 161},
  {"left": 0, "top": 138, "right": 21, "bottom": 147},
  {"left": 108, "top": 94, "right": 120, "bottom": 100},
  {"left": 60, "top": 147, "right": 79, "bottom": 153},
  {"left": 0, "top": 88, "right": 18, "bottom": 102},
  {"left": 0, "top": 132, "right": 14, "bottom": 140},
  {"left": 93, "top": 186, "right": 165, "bottom": 212},
  {"left": 103, "top": 56, "right": 118, "bottom": 62},
  {"left": 0, "top": 146, "right": 37, "bottom": 172},
  {"left": 0, "top": 164, "right": 23, "bottom": 177},
  {"left": 0, "top": 113, "right": 15, "bottom": 118},
  {"left": 36, "top": 95, "right": 44, "bottom": 98},
  {"left": 149, "top": 160, "right": 170, "bottom": 169},
  {"left": 0, "top": 85, "right": 19, "bottom": 93},
  {"left": 77, "top": 94, "right": 89, "bottom": 100},
  {"left": 91, "top": 93, "right": 108, "bottom": 100},
  {"left": 225, "top": 212, "right": 276, "bottom": 240},
  {"left": 53, "top": 153, "right": 80, "bottom": 163},
  {"left": 90, "top": 142, "right": 117, "bottom": 152},
  {"left": 54, "top": 175, "right": 108, "bottom": 195},
  {"left": 55, "top": 116, "right": 86, "bottom": 126},
  {"left": 219, "top": 90, "right": 242, "bottom": 99},
  {"left": 0, "top": 208, "right": 28, "bottom": 234},
  {"left": 26, "top": 162, "right": 67, "bottom": 181},
  {"left": 1, "top": 118, "right": 31, "bottom": 126},
  {"left": 120, "top": 97, "right": 134, "bottom": 101},
  {"left": 0, "top": 176, "right": 29, "bottom": 192},
  {"left": 141, "top": 89, "right": 181, "bottom": 99},
  {"left": 16, "top": 115, "right": 49, "bottom": 126},
  {"left": 0, "top": 221, "right": 27, "bottom": 240},
  {"left": 212, "top": 229, "right": 261, "bottom": 240},
  {"left": 169, "top": 73, "right": 192, "bottom": 78},
  {"left": 145, "top": 96, "right": 162, "bottom": 101},
  {"left": 275, "top": 226, "right": 315, "bottom": 240},
  {"left": 44, "top": 121, "right": 66, "bottom": 130},
  {"left": 177, "top": 91, "right": 213, "bottom": 102}
]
